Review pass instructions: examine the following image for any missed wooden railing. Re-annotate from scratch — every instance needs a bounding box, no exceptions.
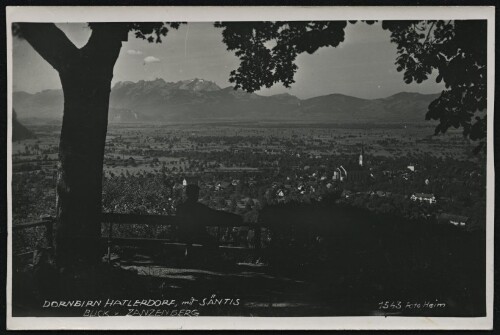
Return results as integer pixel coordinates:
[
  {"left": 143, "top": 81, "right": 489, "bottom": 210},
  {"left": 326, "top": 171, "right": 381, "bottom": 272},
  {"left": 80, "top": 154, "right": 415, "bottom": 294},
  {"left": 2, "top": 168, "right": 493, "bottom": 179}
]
[
  {"left": 102, "top": 213, "right": 263, "bottom": 264},
  {"left": 12, "top": 218, "right": 54, "bottom": 256},
  {"left": 13, "top": 213, "right": 265, "bottom": 262}
]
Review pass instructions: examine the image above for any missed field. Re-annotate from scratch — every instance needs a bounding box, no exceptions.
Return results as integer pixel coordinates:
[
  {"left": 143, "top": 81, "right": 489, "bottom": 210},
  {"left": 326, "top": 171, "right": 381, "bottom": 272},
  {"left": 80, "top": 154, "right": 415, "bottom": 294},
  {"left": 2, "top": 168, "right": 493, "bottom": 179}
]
[{"left": 12, "top": 121, "right": 484, "bottom": 224}]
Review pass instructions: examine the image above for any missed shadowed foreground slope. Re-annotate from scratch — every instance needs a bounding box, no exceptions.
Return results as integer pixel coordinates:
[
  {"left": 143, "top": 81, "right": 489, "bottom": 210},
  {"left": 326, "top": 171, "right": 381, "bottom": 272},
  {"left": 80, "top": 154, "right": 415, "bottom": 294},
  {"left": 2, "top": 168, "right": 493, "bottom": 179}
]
[{"left": 12, "top": 200, "right": 485, "bottom": 317}]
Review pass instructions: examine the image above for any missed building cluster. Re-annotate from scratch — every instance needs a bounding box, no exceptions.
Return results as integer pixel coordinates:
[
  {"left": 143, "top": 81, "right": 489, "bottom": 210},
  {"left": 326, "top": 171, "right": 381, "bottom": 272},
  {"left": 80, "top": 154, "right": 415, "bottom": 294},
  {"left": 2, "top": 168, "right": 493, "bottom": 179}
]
[{"left": 410, "top": 193, "right": 437, "bottom": 204}]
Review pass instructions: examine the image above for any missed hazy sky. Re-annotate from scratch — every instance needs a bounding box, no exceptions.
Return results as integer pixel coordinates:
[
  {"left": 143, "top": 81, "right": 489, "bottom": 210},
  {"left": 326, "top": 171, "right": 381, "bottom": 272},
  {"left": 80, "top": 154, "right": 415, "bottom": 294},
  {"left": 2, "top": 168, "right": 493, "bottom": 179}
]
[{"left": 12, "top": 22, "right": 444, "bottom": 99}]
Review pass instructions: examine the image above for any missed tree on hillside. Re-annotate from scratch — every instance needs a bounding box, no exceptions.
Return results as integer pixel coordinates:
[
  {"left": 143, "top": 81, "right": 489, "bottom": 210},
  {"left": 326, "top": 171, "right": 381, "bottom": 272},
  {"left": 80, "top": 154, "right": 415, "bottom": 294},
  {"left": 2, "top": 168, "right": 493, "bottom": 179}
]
[
  {"left": 14, "top": 20, "right": 486, "bottom": 269},
  {"left": 15, "top": 22, "right": 182, "bottom": 268}
]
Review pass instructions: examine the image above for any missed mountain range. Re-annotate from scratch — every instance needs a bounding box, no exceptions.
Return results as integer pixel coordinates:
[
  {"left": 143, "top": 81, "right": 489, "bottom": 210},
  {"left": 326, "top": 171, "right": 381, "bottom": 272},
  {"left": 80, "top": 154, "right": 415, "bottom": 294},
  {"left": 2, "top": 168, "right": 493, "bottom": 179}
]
[{"left": 13, "top": 78, "right": 440, "bottom": 123}]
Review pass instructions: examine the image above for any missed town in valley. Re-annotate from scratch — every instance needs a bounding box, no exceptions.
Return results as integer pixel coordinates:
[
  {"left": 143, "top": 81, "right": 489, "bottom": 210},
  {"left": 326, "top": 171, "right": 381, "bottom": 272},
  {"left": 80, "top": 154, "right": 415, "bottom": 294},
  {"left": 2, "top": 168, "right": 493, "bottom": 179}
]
[{"left": 12, "top": 116, "right": 486, "bottom": 244}]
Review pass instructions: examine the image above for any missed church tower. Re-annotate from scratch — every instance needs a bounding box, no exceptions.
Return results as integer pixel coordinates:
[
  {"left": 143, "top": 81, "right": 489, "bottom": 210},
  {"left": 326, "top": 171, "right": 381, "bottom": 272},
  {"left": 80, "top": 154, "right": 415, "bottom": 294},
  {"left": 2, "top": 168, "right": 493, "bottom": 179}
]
[{"left": 359, "top": 144, "right": 364, "bottom": 167}]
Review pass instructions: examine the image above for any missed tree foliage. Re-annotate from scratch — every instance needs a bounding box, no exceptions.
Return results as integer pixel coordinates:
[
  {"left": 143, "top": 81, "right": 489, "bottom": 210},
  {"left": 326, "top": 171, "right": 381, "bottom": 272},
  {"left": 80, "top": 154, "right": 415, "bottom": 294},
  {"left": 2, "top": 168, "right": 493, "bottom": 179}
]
[
  {"left": 381, "top": 20, "right": 487, "bottom": 152},
  {"left": 214, "top": 20, "right": 487, "bottom": 152},
  {"left": 214, "top": 21, "right": 348, "bottom": 92}
]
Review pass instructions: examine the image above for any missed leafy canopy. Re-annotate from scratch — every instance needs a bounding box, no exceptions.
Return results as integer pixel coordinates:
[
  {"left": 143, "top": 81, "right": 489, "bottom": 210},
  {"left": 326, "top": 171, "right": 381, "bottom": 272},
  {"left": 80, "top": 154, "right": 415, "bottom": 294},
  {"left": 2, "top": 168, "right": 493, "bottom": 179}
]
[
  {"left": 216, "top": 20, "right": 487, "bottom": 152},
  {"left": 382, "top": 20, "right": 487, "bottom": 152},
  {"left": 214, "top": 21, "right": 349, "bottom": 92}
]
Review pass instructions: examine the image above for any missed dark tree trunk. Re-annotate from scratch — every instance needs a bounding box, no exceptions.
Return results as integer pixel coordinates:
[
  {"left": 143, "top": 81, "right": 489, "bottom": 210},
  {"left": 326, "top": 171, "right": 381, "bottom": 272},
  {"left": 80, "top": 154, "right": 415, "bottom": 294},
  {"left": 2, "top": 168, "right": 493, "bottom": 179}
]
[
  {"left": 17, "top": 23, "right": 128, "bottom": 269},
  {"left": 55, "top": 64, "right": 113, "bottom": 268},
  {"left": 53, "top": 26, "right": 125, "bottom": 269}
]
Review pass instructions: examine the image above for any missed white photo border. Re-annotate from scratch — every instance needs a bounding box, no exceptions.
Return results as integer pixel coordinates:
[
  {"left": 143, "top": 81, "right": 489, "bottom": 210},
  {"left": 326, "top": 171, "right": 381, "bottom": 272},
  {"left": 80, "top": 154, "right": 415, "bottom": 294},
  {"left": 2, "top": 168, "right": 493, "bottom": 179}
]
[{"left": 6, "top": 5, "right": 495, "bottom": 330}]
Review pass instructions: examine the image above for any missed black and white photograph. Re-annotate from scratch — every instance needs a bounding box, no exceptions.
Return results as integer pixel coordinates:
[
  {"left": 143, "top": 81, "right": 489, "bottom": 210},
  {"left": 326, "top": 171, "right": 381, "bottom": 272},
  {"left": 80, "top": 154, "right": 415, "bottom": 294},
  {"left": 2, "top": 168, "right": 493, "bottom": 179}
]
[{"left": 6, "top": 6, "right": 494, "bottom": 330}]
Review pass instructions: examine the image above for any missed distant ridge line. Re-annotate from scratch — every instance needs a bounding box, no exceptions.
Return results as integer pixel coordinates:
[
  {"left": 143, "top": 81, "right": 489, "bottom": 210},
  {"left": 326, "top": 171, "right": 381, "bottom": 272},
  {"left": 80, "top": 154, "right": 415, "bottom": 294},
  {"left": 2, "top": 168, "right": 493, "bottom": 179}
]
[{"left": 13, "top": 78, "right": 441, "bottom": 123}]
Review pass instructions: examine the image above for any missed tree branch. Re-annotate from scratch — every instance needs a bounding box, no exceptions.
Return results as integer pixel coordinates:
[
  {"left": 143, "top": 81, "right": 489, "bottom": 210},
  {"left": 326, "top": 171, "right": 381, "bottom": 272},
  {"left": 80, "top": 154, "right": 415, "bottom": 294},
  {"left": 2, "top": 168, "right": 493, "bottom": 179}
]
[
  {"left": 424, "top": 21, "right": 436, "bottom": 45},
  {"left": 17, "top": 23, "right": 79, "bottom": 72},
  {"left": 82, "top": 23, "right": 129, "bottom": 69}
]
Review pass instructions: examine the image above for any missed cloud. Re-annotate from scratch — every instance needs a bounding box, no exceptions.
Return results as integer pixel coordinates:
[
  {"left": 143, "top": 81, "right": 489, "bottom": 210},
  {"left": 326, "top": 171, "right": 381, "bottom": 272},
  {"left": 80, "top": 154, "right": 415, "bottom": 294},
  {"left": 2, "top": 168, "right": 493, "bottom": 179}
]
[
  {"left": 127, "top": 49, "right": 143, "bottom": 55},
  {"left": 143, "top": 56, "right": 161, "bottom": 64}
]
